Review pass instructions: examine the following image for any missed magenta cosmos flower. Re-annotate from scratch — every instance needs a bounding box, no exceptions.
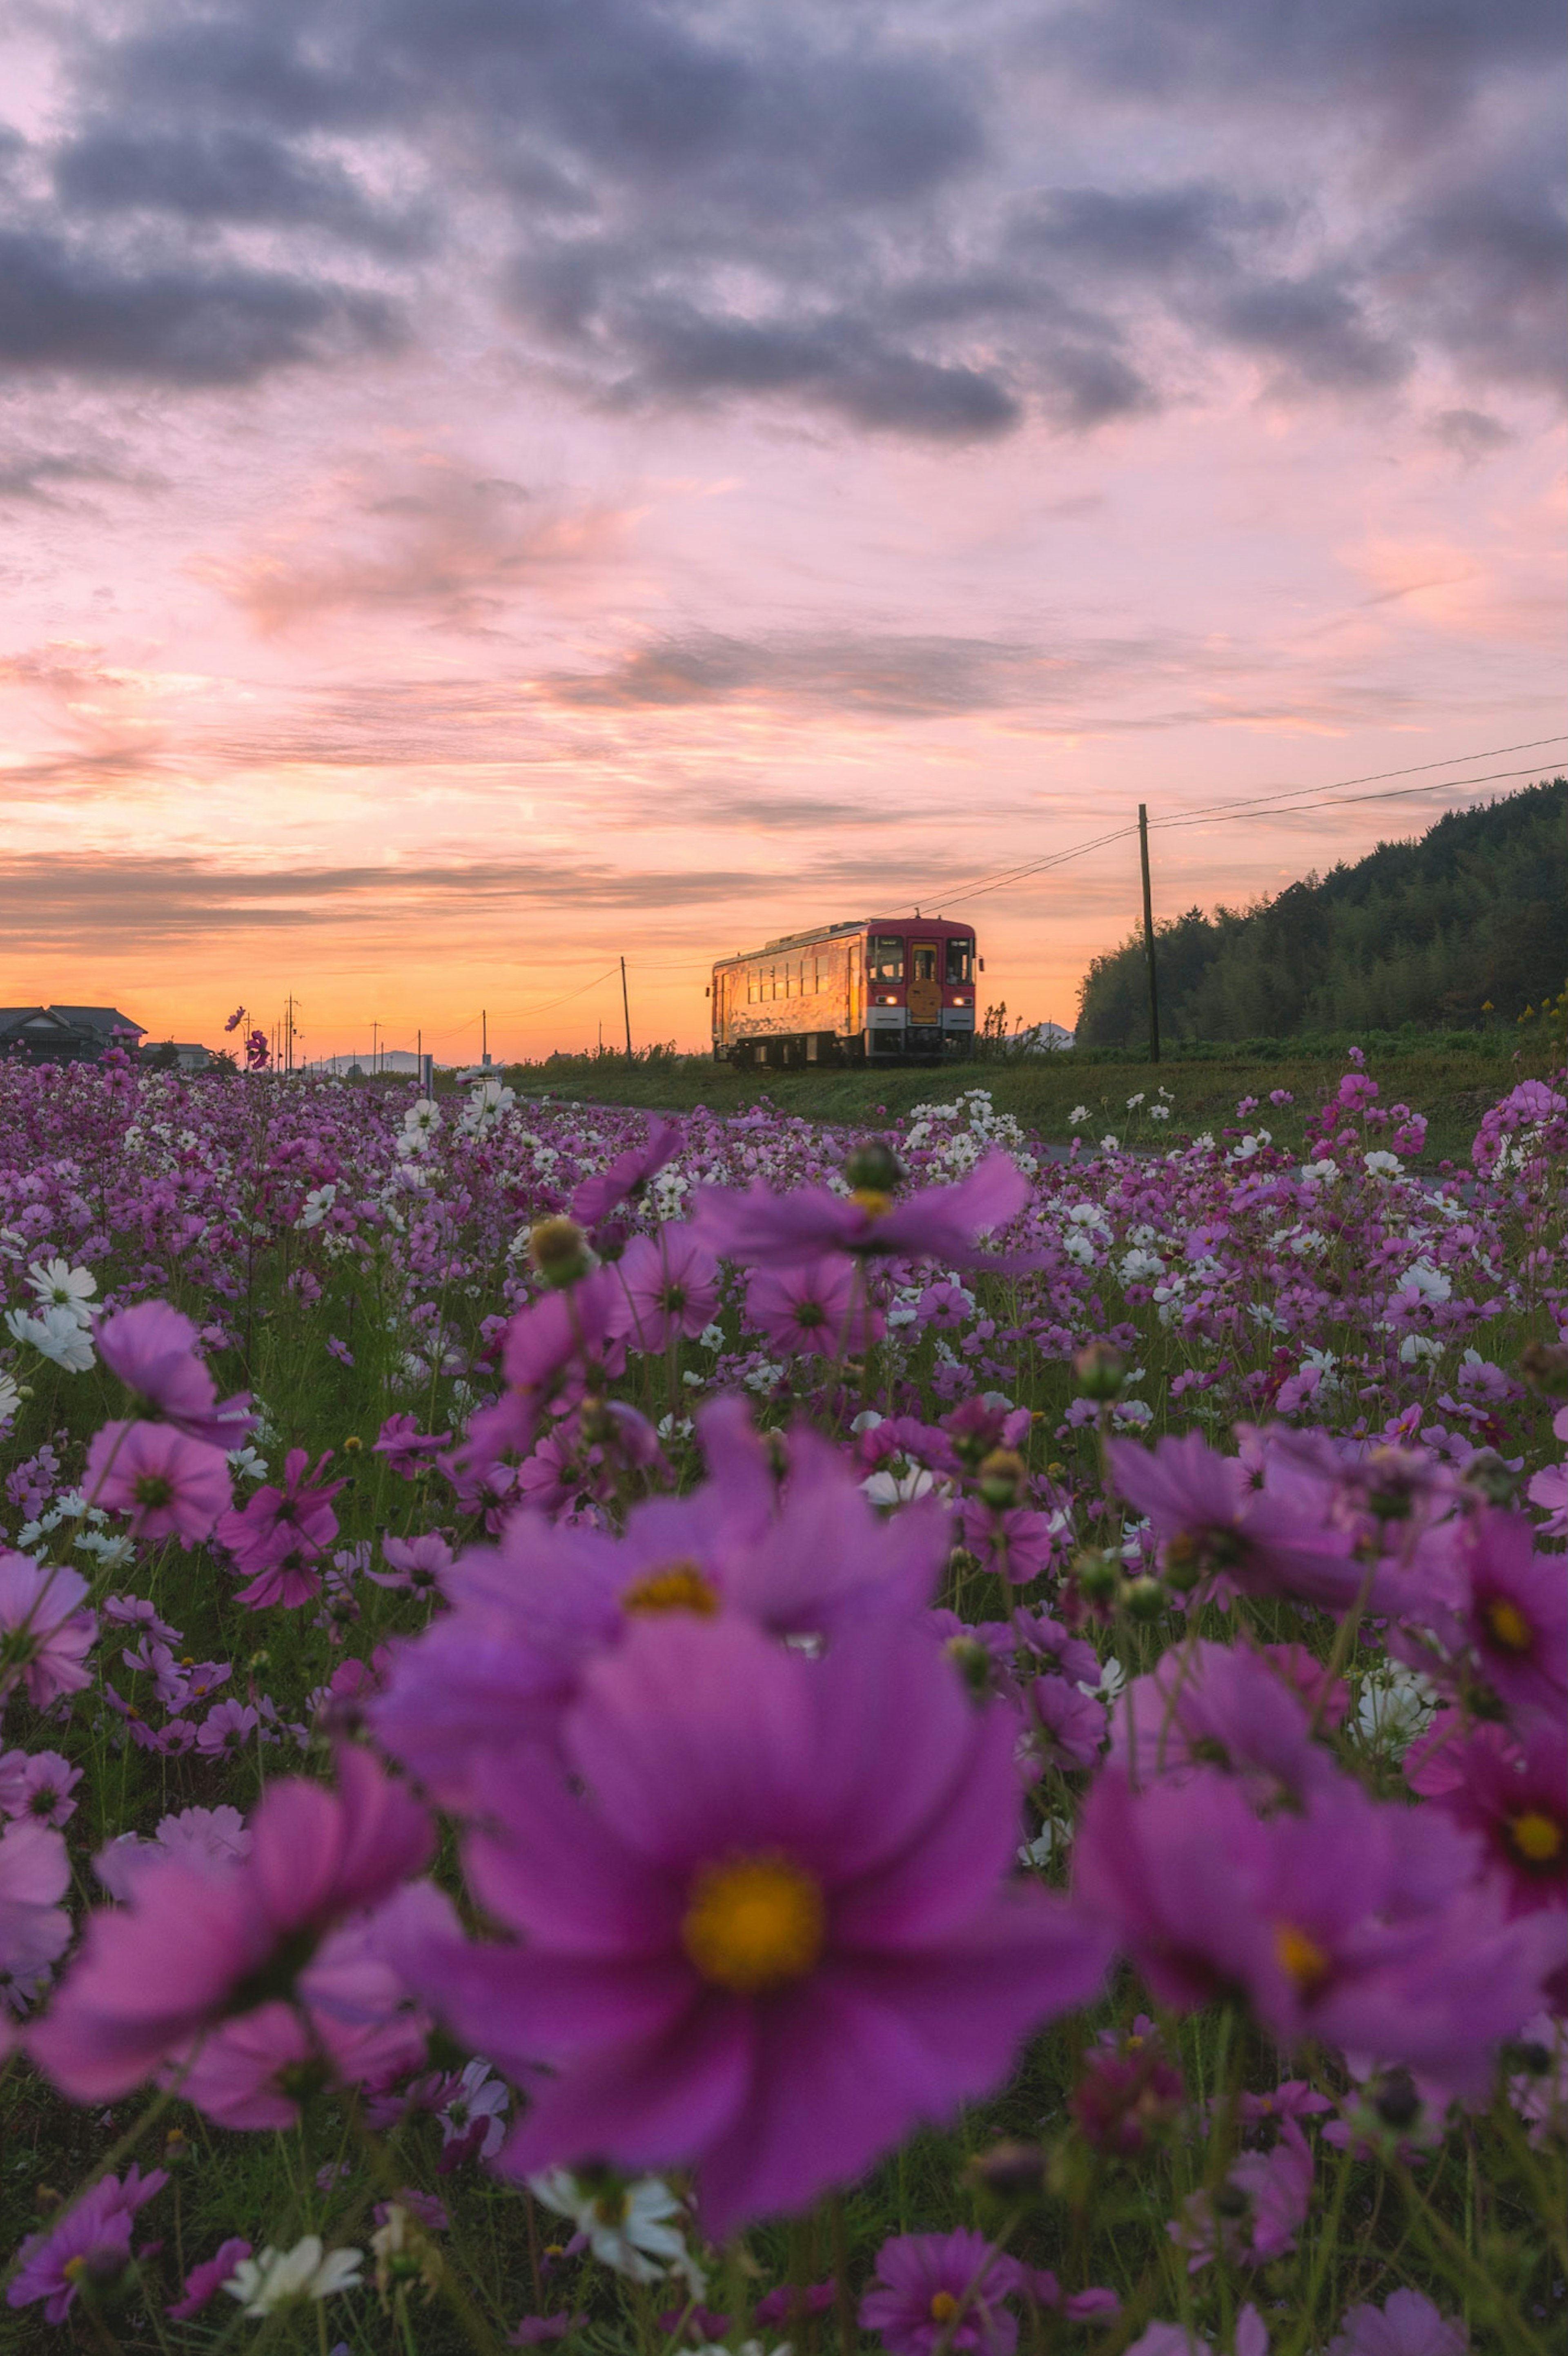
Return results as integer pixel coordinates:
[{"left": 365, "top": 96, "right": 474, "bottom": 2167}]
[
  {"left": 695, "top": 1150, "right": 1032, "bottom": 1273},
  {"left": 0, "top": 1818, "right": 72, "bottom": 1991},
  {"left": 1073, "top": 1766, "right": 1559, "bottom": 2100},
  {"left": 167, "top": 2238, "right": 254, "bottom": 2322},
  {"left": 29, "top": 1746, "right": 431, "bottom": 2100},
  {"left": 859, "top": 2229, "right": 1025, "bottom": 2356},
  {"left": 1105, "top": 1432, "right": 1364, "bottom": 1612},
  {"left": 398, "top": 1614, "right": 1111, "bottom": 2236},
  {"left": 7, "top": 2166, "right": 167, "bottom": 2324},
  {"left": 1406, "top": 1719, "right": 1566, "bottom": 1917},
  {"left": 373, "top": 1398, "right": 947, "bottom": 1808},
  {"left": 1454, "top": 1510, "right": 1567, "bottom": 1722},
  {"left": 95, "top": 1300, "right": 253, "bottom": 1449},
  {"left": 746, "top": 1258, "right": 882, "bottom": 1357},
  {"left": 83, "top": 1419, "right": 232, "bottom": 1543},
  {"left": 1327, "top": 2290, "right": 1467, "bottom": 2356},
  {"left": 1106, "top": 1639, "right": 1339, "bottom": 1808},
  {"left": 570, "top": 1115, "right": 683, "bottom": 1228},
  {"left": 0, "top": 1554, "right": 96, "bottom": 1709},
  {"left": 215, "top": 1447, "right": 345, "bottom": 1608},
  {"left": 608, "top": 1225, "right": 720, "bottom": 1352}
]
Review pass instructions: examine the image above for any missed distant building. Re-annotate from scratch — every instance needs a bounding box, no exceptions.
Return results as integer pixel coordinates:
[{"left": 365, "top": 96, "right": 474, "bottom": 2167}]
[{"left": 0, "top": 1005, "right": 147, "bottom": 1065}]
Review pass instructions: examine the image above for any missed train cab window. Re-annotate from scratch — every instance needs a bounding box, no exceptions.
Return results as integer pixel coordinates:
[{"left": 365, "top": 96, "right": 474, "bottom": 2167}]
[
  {"left": 910, "top": 943, "right": 938, "bottom": 983},
  {"left": 869, "top": 934, "right": 905, "bottom": 983},
  {"left": 944, "top": 938, "right": 974, "bottom": 984}
]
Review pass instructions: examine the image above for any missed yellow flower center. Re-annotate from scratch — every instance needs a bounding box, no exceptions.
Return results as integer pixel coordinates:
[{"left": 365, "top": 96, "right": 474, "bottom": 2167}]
[
  {"left": 930, "top": 2292, "right": 961, "bottom": 2323},
  {"left": 682, "top": 1853, "right": 826, "bottom": 1993},
  {"left": 621, "top": 1561, "right": 720, "bottom": 1616},
  {"left": 851, "top": 1187, "right": 894, "bottom": 1218},
  {"left": 1274, "top": 1921, "right": 1332, "bottom": 1996},
  {"left": 62, "top": 2257, "right": 87, "bottom": 2282},
  {"left": 1483, "top": 1598, "right": 1532, "bottom": 1654},
  {"left": 1508, "top": 1810, "right": 1563, "bottom": 1864}
]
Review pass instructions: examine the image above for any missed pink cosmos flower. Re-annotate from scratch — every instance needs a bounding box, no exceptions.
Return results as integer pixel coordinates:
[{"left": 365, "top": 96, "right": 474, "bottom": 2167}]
[
  {"left": 1327, "top": 2289, "right": 1468, "bottom": 2356},
  {"left": 696, "top": 1150, "right": 1033, "bottom": 1272},
  {"left": 1405, "top": 1720, "right": 1566, "bottom": 1917},
  {"left": 95, "top": 1300, "right": 253, "bottom": 1449},
  {"left": 397, "top": 1614, "right": 1112, "bottom": 2236},
  {"left": 570, "top": 1116, "right": 683, "bottom": 1227},
  {"left": 176, "top": 1886, "right": 447, "bottom": 2129},
  {"left": 0, "top": 1819, "right": 71, "bottom": 1993},
  {"left": 0, "top": 1554, "right": 97, "bottom": 1708},
  {"left": 216, "top": 1447, "right": 345, "bottom": 1607},
  {"left": 373, "top": 1399, "right": 947, "bottom": 1809},
  {"left": 372, "top": 1533, "right": 455, "bottom": 1591},
  {"left": 373, "top": 1413, "right": 452, "bottom": 1478},
  {"left": 28, "top": 1746, "right": 432, "bottom": 2100},
  {"left": 0, "top": 1749, "right": 82, "bottom": 1826},
  {"left": 84, "top": 1418, "right": 232, "bottom": 1543},
  {"left": 1106, "top": 1640, "right": 1338, "bottom": 1806},
  {"left": 1172, "top": 2114, "right": 1314, "bottom": 2270},
  {"left": 196, "top": 1698, "right": 261, "bottom": 1758},
  {"left": 1105, "top": 1433, "right": 1364, "bottom": 1612},
  {"left": 1127, "top": 2310, "right": 1268, "bottom": 2356},
  {"left": 859, "top": 2229, "right": 1025, "bottom": 2356},
  {"left": 96, "top": 1804, "right": 251, "bottom": 1899},
  {"left": 1073, "top": 1767, "right": 1560, "bottom": 2100},
  {"left": 746, "top": 1258, "right": 882, "bottom": 1357},
  {"left": 168, "top": 2238, "right": 253, "bottom": 2321},
  {"left": 6, "top": 2166, "right": 167, "bottom": 2324},
  {"left": 1455, "top": 1510, "right": 1567, "bottom": 1721},
  {"left": 464, "top": 1268, "right": 628, "bottom": 1461},
  {"left": 609, "top": 1225, "right": 720, "bottom": 1351},
  {"left": 1021, "top": 1676, "right": 1106, "bottom": 1773}
]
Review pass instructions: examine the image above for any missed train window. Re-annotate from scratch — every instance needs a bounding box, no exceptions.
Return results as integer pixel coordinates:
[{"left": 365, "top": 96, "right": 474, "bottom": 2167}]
[
  {"left": 911, "top": 943, "right": 938, "bottom": 983},
  {"left": 869, "top": 934, "right": 904, "bottom": 982},
  {"left": 747, "top": 974, "right": 756, "bottom": 1003},
  {"left": 944, "top": 938, "right": 974, "bottom": 984}
]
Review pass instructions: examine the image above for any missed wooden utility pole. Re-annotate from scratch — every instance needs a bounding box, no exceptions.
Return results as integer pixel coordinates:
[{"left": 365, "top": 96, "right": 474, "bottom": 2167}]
[
  {"left": 1138, "top": 803, "right": 1160, "bottom": 1065},
  {"left": 620, "top": 957, "right": 633, "bottom": 1060}
]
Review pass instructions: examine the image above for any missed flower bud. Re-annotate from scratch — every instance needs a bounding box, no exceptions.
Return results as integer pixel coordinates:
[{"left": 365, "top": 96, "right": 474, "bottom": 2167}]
[
  {"left": 1520, "top": 1340, "right": 1568, "bottom": 1398},
  {"left": 1073, "top": 1340, "right": 1125, "bottom": 1400},
  {"left": 1460, "top": 1449, "right": 1517, "bottom": 1508},
  {"left": 1373, "top": 2069, "right": 1421, "bottom": 2130},
  {"left": 967, "top": 2141, "right": 1046, "bottom": 2199},
  {"left": 1074, "top": 1549, "right": 1120, "bottom": 1605},
  {"left": 844, "top": 1140, "right": 904, "bottom": 1197},
  {"left": 1121, "top": 1575, "right": 1167, "bottom": 1623},
  {"left": 528, "top": 1216, "right": 592, "bottom": 1287},
  {"left": 977, "top": 1448, "right": 1026, "bottom": 1509},
  {"left": 343, "top": 1434, "right": 363, "bottom": 1453},
  {"left": 944, "top": 1635, "right": 995, "bottom": 1699}
]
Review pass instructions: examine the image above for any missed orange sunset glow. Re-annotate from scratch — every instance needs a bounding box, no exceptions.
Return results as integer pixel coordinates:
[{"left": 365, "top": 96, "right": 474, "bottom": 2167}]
[{"left": 1, "top": 3, "right": 1563, "bottom": 1062}]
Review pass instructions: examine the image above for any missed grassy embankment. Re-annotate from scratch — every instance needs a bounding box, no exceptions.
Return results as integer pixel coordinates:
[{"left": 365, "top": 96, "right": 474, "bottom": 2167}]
[{"left": 485, "top": 1035, "right": 1543, "bottom": 1165}]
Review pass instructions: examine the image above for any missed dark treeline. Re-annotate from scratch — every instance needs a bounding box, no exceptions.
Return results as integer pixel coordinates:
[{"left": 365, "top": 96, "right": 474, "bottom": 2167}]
[{"left": 1076, "top": 778, "right": 1568, "bottom": 1047}]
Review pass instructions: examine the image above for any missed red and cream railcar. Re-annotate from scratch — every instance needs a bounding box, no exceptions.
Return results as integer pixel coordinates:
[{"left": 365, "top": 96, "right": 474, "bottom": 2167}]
[{"left": 710, "top": 916, "right": 980, "bottom": 1068}]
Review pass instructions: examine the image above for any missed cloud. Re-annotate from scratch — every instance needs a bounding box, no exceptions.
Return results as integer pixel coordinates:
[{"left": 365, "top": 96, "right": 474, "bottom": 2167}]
[
  {"left": 52, "top": 125, "right": 432, "bottom": 254},
  {"left": 0, "top": 225, "right": 401, "bottom": 385},
  {"left": 542, "top": 629, "right": 1092, "bottom": 718},
  {"left": 203, "top": 458, "right": 632, "bottom": 633},
  {"left": 0, "top": 447, "right": 161, "bottom": 506}
]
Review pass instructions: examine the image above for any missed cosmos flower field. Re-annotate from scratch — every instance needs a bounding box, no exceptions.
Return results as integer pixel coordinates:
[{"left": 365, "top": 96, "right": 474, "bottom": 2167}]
[{"left": 0, "top": 1050, "right": 1564, "bottom": 2355}]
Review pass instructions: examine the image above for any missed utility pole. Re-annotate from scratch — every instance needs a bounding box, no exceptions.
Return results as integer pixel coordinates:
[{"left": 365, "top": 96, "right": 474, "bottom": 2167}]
[
  {"left": 620, "top": 957, "right": 633, "bottom": 1060},
  {"left": 481, "top": 1010, "right": 490, "bottom": 1069},
  {"left": 371, "top": 1019, "right": 380, "bottom": 1076},
  {"left": 1138, "top": 802, "right": 1160, "bottom": 1065}
]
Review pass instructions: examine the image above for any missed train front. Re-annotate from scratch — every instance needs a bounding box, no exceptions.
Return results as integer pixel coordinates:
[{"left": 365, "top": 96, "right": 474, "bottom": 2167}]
[{"left": 864, "top": 920, "right": 977, "bottom": 1059}]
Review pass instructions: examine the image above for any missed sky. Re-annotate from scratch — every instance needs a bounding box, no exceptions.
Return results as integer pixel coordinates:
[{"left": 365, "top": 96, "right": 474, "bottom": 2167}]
[{"left": 0, "top": 0, "right": 1564, "bottom": 1063}]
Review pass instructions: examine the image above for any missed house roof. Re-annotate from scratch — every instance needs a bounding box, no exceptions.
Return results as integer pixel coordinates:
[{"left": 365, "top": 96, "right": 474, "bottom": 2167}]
[
  {"left": 0, "top": 1006, "right": 71, "bottom": 1032},
  {"left": 47, "top": 1005, "right": 147, "bottom": 1036}
]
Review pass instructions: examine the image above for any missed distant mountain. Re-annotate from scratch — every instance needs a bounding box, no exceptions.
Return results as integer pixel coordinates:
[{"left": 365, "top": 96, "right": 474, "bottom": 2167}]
[{"left": 1076, "top": 778, "right": 1567, "bottom": 1046}]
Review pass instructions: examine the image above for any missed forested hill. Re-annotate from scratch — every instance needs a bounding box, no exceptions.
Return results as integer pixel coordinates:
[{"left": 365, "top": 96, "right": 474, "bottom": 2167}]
[{"left": 1076, "top": 778, "right": 1567, "bottom": 1047}]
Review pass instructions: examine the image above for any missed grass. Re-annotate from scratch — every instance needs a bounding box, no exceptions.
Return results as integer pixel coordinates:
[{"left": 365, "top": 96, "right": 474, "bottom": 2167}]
[{"left": 472, "top": 1036, "right": 1544, "bottom": 1165}]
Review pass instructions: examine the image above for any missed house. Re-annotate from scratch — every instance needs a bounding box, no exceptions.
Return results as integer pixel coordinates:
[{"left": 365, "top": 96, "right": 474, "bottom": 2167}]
[
  {"left": 48, "top": 1006, "right": 148, "bottom": 1053},
  {"left": 0, "top": 1005, "right": 148, "bottom": 1065}
]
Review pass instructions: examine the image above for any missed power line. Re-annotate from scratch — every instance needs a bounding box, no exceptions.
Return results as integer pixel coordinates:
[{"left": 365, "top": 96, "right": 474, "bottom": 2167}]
[{"left": 875, "top": 731, "right": 1568, "bottom": 918}]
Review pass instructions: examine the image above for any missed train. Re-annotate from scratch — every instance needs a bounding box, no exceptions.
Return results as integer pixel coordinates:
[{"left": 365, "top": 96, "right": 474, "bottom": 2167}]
[{"left": 710, "top": 915, "right": 981, "bottom": 1068}]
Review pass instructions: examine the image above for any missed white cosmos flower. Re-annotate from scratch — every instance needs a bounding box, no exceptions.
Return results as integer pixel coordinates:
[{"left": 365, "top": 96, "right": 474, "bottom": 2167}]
[
  {"left": 1363, "top": 1150, "right": 1402, "bottom": 1178},
  {"left": 4, "top": 1305, "right": 96, "bottom": 1372},
  {"left": 297, "top": 1183, "right": 337, "bottom": 1229},
  {"left": 1399, "top": 1333, "right": 1443, "bottom": 1364},
  {"left": 224, "top": 2236, "right": 363, "bottom": 2315},
  {"left": 527, "top": 2171, "right": 704, "bottom": 2291},
  {"left": 26, "top": 1258, "right": 97, "bottom": 1325},
  {"left": 0, "top": 1372, "right": 18, "bottom": 1422},
  {"left": 1068, "top": 1105, "right": 1089, "bottom": 1124}
]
